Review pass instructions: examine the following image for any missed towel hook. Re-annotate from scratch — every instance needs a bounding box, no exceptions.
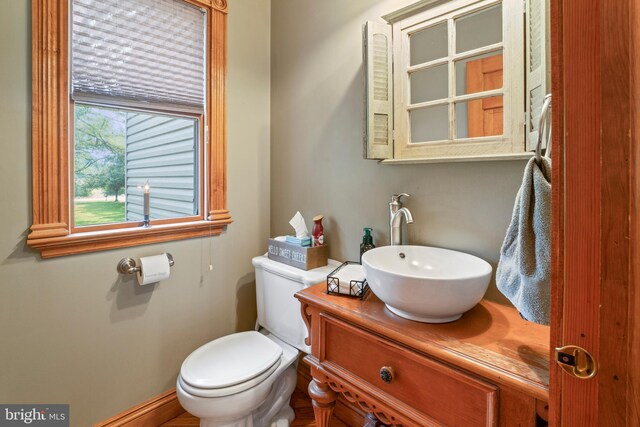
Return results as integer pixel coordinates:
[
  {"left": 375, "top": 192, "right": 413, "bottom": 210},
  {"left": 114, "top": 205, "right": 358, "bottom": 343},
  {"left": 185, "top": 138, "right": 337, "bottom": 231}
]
[{"left": 535, "top": 94, "right": 552, "bottom": 165}]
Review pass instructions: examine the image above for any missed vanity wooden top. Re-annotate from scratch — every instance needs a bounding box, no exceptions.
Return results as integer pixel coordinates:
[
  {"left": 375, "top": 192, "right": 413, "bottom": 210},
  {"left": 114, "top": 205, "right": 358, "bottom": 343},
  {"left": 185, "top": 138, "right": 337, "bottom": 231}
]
[{"left": 296, "top": 283, "right": 550, "bottom": 402}]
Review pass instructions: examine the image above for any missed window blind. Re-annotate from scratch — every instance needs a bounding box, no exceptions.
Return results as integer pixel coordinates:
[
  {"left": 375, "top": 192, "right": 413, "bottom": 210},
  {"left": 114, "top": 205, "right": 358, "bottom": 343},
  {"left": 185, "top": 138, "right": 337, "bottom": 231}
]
[{"left": 71, "top": 0, "right": 206, "bottom": 113}]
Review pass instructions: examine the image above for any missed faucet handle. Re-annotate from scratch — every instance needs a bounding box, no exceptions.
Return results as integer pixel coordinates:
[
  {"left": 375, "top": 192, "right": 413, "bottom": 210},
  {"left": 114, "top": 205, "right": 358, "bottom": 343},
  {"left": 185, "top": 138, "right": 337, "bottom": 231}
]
[{"left": 391, "top": 193, "right": 410, "bottom": 204}]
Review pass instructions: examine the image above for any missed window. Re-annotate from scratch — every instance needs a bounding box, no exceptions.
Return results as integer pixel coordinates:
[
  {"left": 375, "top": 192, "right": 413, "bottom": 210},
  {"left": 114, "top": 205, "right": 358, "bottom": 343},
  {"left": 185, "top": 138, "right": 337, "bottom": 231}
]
[
  {"left": 73, "top": 105, "right": 201, "bottom": 228},
  {"left": 71, "top": 0, "right": 205, "bottom": 229},
  {"left": 364, "top": 0, "right": 549, "bottom": 162},
  {"left": 29, "top": 0, "right": 230, "bottom": 257}
]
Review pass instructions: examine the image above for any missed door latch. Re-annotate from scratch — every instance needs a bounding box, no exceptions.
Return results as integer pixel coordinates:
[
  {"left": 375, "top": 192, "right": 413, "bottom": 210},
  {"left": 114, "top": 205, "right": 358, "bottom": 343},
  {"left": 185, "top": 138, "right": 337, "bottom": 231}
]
[{"left": 555, "top": 345, "right": 597, "bottom": 379}]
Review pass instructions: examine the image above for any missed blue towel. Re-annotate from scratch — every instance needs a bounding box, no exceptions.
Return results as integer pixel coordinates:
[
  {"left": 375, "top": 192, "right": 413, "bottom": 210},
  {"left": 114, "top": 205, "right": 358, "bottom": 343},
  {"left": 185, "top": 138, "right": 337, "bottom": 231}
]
[{"left": 496, "top": 157, "right": 551, "bottom": 325}]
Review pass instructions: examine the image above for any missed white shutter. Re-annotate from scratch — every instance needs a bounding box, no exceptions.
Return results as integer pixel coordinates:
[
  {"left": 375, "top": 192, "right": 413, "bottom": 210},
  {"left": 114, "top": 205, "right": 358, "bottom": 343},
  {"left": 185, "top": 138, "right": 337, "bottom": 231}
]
[
  {"left": 364, "top": 21, "right": 393, "bottom": 159},
  {"left": 525, "top": 0, "right": 550, "bottom": 151},
  {"left": 71, "top": 0, "right": 206, "bottom": 113}
]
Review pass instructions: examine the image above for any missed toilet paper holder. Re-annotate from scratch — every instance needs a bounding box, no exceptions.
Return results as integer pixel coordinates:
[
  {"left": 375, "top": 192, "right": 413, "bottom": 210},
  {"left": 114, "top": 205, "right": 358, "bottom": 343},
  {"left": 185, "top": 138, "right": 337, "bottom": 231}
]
[{"left": 117, "top": 253, "right": 175, "bottom": 275}]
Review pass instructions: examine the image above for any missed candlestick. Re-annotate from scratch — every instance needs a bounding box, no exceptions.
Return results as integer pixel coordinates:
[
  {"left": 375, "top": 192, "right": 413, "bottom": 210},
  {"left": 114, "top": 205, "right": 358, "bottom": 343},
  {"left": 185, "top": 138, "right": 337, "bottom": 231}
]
[{"left": 143, "top": 182, "right": 150, "bottom": 227}]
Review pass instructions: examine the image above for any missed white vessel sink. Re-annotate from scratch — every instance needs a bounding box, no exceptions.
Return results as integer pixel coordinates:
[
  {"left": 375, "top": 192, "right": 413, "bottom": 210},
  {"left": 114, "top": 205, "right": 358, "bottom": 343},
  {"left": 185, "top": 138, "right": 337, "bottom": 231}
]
[{"left": 361, "top": 245, "right": 492, "bottom": 323}]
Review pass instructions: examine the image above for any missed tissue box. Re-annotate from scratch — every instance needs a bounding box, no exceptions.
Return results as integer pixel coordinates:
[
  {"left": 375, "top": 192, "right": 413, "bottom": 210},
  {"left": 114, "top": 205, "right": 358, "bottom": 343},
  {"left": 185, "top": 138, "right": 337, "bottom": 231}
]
[
  {"left": 267, "top": 239, "right": 328, "bottom": 270},
  {"left": 285, "top": 235, "right": 312, "bottom": 247}
]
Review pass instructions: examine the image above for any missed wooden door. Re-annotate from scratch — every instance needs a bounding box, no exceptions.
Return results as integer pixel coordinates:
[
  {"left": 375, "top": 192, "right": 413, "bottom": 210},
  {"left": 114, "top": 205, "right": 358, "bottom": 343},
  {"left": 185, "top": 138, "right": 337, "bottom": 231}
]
[
  {"left": 466, "top": 54, "right": 503, "bottom": 137},
  {"left": 550, "top": 0, "right": 639, "bottom": 425}
]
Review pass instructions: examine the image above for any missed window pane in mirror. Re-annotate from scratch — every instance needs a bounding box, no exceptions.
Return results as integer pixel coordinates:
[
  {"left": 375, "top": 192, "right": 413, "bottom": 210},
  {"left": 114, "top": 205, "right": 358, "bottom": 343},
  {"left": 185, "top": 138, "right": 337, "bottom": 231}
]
[
  {"left": 73, "top": 104, "right": 199, "bottom": 227},
  {"left": 410, "top": 105, "right": 449, "bottom": 142},
  {"left": 411, "top": 64, "right": 448, "bottom": 103},
  {"left": 410, "top": 22, "right": 448, "bottom": 66},
  {"left": 455, "top": 51, "right": 503, "bottom": 96},
  {"left": 455, "top": 96, "right": 503, "bottom": 138},
  {"left": 456, "top": 4, "right": 502, "bottom": 53}
]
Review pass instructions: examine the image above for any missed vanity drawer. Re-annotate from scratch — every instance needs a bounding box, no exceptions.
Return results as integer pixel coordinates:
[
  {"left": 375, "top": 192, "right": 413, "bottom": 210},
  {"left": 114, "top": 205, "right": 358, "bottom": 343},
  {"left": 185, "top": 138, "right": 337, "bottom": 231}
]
[{"left": 320, "top": 315, "right": 498, "bottom": 426}]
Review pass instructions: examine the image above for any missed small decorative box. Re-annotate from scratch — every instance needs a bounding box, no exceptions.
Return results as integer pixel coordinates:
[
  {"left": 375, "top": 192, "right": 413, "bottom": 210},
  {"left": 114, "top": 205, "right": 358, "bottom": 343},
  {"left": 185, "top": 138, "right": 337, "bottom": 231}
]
[
  {"left": 327, "top": 261, "right": 369, "bottom": 299},
  {"left": 267, "top": 239, "right": 328, "bottom": 270}
]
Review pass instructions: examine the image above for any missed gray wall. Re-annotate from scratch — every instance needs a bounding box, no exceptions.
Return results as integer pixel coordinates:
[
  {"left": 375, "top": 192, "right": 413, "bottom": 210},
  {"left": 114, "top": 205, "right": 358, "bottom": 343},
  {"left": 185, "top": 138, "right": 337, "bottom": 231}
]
[
  {"left": 270, "top": 0, "right": 526, "bottom": 305},
  {"left": 0, "top": 1, "right": 270, "bottom": 425}
]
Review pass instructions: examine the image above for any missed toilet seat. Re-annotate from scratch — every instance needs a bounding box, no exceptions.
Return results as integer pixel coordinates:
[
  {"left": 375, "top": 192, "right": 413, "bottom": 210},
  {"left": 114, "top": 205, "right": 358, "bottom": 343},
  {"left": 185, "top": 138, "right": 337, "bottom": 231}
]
[
  {"left": 178, "top": 358, "right": 281, "bottom": 398},
  {"left": 179, "top": 331, "right": 283, "bottom": 398}
]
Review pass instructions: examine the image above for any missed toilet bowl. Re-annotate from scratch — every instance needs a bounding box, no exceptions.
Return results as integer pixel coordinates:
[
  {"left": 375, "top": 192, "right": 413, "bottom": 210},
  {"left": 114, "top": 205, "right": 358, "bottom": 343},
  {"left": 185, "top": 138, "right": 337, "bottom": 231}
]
[
  {"left": 176, "top": 332, "right": 298, "bottom": 427},
  {"left": 177, "top": 256, "right": 340, "bottom": 427}
]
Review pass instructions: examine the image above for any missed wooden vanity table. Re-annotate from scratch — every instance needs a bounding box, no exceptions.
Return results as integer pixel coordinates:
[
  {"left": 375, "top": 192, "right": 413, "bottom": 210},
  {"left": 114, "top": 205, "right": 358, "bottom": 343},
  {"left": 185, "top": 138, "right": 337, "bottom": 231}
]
[{"left": 295, "top": 283, "right": 550, "bottom": 427}]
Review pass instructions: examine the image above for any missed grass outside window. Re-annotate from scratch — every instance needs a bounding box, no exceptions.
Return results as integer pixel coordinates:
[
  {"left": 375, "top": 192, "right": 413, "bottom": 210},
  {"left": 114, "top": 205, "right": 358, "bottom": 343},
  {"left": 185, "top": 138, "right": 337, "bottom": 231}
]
[{"left": 74, "top": 201, "right": 125, "bottom": 227}]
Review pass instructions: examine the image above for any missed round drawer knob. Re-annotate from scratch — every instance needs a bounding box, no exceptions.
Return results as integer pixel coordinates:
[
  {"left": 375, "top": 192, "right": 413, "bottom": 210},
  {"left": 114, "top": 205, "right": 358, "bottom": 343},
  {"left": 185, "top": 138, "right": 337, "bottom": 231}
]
[{"left": 379, "top": 366, "right": 394, "bottom": 384}]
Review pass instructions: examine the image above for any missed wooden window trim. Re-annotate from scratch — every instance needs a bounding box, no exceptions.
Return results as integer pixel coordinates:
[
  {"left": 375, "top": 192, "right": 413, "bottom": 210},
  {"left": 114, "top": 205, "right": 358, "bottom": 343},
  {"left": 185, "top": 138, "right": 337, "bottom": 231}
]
[
  {"left": 389, "top": 0, "right": 525, "bottom": 160},
  {"left": 28, "top": 0, "right": 231, "bottom": 258}
]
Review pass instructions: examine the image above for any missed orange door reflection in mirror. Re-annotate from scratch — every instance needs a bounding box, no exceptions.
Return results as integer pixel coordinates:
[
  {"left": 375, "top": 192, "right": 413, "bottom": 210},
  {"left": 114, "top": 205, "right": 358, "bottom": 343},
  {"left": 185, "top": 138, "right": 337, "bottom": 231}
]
[{"left": 466, "top": 54, "right": 503, "bottom": 137}]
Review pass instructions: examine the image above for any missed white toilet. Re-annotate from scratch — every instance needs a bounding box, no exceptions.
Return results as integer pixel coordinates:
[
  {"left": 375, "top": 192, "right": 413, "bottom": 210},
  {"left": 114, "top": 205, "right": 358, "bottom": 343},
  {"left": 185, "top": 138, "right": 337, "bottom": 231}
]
[{"left": 177, "top": 255, "right": 340, "bottom": 427}]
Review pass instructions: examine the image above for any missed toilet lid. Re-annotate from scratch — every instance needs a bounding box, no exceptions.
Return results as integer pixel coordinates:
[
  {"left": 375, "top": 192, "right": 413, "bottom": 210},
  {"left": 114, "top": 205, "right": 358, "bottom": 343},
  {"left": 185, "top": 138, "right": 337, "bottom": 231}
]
[{"left": 180, "top": 331, "right": 283, "bottom": 390}]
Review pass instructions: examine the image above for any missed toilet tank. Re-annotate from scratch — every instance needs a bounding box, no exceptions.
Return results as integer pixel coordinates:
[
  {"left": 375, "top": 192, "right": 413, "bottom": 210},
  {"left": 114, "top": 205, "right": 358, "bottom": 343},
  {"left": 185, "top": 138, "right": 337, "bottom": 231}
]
[{"left": 252, "top": 255, "right": 340, "bottom": 353}]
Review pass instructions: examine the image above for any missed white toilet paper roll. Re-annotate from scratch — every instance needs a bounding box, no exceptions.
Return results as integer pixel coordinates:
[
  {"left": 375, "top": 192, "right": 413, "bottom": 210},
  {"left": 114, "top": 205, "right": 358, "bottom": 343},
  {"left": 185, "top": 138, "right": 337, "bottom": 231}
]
[{"left": 137, "top": 254, "right": 171, "bottom": 285}]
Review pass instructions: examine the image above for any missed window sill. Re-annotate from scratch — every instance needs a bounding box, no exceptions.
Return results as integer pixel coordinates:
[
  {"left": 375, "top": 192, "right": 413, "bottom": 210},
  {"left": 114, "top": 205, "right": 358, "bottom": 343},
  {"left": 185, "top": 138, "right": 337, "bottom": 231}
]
[
  {"left": 378, "top": 152, "right": 534, "bottom": 165},
  {"left": 27, "top": 214, "right": 232, "bottom": 258}
]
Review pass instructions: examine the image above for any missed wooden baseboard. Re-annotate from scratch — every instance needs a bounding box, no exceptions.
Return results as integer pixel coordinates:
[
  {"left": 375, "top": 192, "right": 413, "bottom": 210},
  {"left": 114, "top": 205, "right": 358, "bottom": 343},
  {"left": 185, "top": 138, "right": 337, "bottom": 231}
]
[
  {"left": 93, "top": 388, "right": 185, "bottom": 427},
  {"left": 296, "top": 355, "right": 366, "bottom": 426}
]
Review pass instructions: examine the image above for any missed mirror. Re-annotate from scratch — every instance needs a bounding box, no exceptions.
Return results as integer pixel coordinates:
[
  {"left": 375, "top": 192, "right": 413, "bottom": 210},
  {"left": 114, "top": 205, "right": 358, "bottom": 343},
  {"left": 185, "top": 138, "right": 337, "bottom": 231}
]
[
  {"left": 410, "top": 105, "right": 449, "bottom": 142},
  {"left": 406, "top": 2, "right": 505, "bottom": 145},
  {"left": 455, "top": 4, "right": 502, "bottom": 53},
  {"left": 411, "top": 63, "right": 448, "bottom": 103},
  {"left": 410, "top": 22, "right": 448, "bottom": 65}
]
